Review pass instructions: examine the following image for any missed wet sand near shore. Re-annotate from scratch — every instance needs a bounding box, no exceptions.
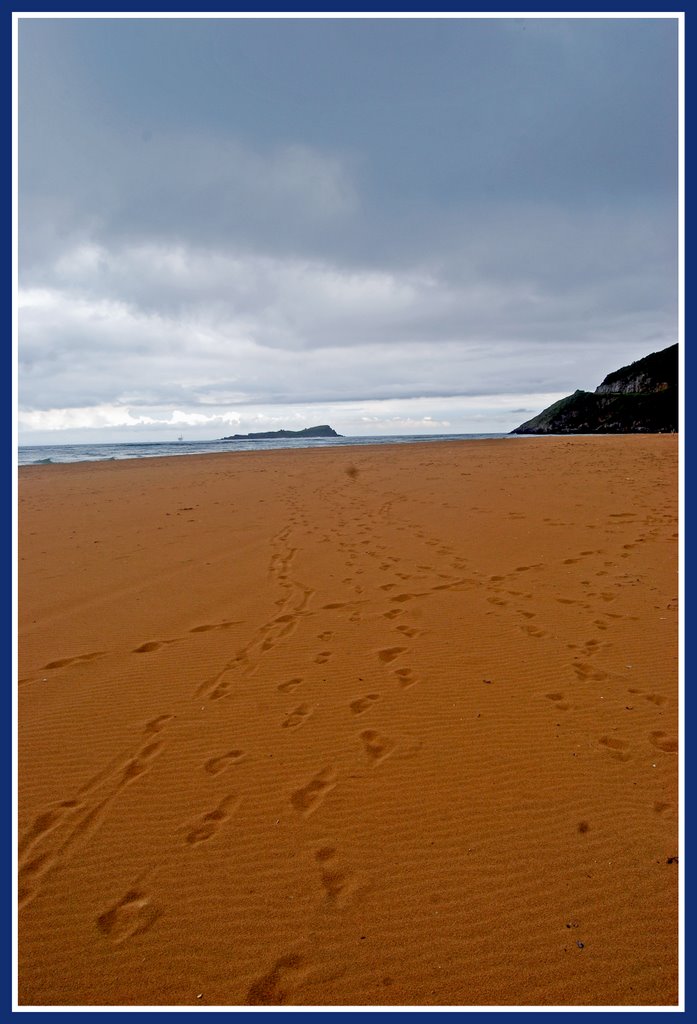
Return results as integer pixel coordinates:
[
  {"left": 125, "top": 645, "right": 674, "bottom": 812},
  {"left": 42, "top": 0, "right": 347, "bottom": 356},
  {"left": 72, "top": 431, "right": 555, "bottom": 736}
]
[{"left": 17, "top": 436, "right": 679, "bottom": 1006}]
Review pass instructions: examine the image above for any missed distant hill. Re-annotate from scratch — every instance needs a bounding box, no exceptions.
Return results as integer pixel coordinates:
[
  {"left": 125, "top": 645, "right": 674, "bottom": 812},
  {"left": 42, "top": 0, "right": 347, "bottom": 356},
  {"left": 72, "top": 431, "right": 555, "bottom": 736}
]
[
  {"left": 221, "top": 424, "right": 341, "bottom": 440},
  {"left": 512, "top": 344, "right": 678, "bottom": 434}
]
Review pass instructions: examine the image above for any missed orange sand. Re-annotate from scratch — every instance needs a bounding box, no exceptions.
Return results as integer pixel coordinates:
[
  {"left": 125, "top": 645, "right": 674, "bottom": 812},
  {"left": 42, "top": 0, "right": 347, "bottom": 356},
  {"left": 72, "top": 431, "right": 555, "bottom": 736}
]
[{"left": 17, "top": 437, "right": 679, "bottom": 1006}]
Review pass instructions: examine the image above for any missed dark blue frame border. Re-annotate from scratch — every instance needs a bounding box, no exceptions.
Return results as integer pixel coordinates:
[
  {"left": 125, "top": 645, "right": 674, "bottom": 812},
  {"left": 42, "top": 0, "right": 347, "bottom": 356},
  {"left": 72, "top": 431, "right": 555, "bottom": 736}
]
[{"left": 8, "top": 3, "right": 687, "bottom": 1022}]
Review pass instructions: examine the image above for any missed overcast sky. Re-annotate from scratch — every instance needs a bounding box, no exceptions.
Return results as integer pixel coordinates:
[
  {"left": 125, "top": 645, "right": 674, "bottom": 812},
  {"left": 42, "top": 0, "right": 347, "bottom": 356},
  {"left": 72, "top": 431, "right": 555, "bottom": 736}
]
[{"left": 18, "top": 16, "right": 678, "bottom": 443}]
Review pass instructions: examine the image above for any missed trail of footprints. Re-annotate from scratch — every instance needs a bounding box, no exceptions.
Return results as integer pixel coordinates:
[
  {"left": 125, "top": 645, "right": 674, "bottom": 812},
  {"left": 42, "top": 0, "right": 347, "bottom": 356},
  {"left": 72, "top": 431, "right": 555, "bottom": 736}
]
[
  {"left": 28, "top": 526, "right": 313, "bottom": 690},
  {"left": 542, "top": 682, "right": 676, "bottom": 766},
  {"left": 96, "top": 750, "right": 246, "bottom": 945},
  {"left": 243, "top": 482, "right": 446, "bottom": 997},
  {"left": 186, "top": 522, "right": 318, "bottom": 702},
  {"left": 19, "top": 714, "right": 174, "bottom": 911},
  {"left": 24, "top": 478, "right": 677, "bottom": 994}
]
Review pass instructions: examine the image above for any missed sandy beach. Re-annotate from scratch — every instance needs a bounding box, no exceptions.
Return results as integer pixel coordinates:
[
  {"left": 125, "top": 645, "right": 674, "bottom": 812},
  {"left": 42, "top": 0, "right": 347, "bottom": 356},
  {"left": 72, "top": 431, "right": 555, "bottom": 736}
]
[{"left": 17, "top": 436, "right": 679, "bottom": 1006}]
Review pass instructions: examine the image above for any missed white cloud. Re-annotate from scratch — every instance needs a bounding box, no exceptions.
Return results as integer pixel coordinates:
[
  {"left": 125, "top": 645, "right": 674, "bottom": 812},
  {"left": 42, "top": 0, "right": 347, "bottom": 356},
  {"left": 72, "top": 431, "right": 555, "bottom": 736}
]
[
  {"left": 17, "top": 392, "right": 568, "bottom": 444},
  {"left": 18, "top": 233, "right": 676, "bottom": 436}
]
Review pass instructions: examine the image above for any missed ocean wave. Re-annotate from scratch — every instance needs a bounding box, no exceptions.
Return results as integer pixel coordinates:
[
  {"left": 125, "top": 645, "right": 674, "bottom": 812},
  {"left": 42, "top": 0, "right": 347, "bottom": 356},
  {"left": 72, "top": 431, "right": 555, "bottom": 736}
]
[{"left": 19, "top": 433, "right": 513, "bottom": 466}]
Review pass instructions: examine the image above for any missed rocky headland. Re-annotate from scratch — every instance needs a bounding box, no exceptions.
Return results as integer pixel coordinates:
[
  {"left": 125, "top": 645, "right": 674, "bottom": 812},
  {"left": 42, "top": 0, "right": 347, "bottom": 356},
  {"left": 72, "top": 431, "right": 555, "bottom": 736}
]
[
  {"left": 512, "top": 344, "right": 678, "bottom": 434},
  {"left": 221, "top": 424, "right": 341, "bottom": 440}
]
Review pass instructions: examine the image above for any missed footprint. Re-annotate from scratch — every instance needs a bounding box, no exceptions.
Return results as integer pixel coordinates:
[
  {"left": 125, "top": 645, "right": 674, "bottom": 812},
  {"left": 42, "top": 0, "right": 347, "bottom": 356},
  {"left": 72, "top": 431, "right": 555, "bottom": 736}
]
[
  {"left": 190, "top": 620, "right": 236, "bottom": 633},
  {"left": 350, "top": 694, "right": 380, "bottom": 716},
  {"left": 247, "top": 953, "right": 307, "bottom": 1006},
  {"left": 544, "top": 692, "right": 570, "bottom": 709},
  {"left": 317, "top": 631, "right": 333, "bottom": 642},
  {"left": 360, "top": 730, "right": 396, "bottom": 765},
  {"left": 377, "top": 647, "right": 406, "bottom": 664},
  {"left": 133, "top": 641, "right": 164, "bottom": 654},
  {"left": 314, "top": 848, "right": 357, "bottom": 907},
  {"left": 278, "top": 678, "right": 303, "bottom": 694},
  {"left": 97, "top": 887, "right": 161, "bottom": 943},
  {"left": 645, "top": 693, "right": 668, "bottom": 706},
  {"left": 650, "top": 731, "right": 678, "bottom": 753},
  {"left": 18, "top": 851, "right": 55, "bottom": 907},
  {"left": 314, "top": 651, "right": 332, "bottom": 665},
  {"left": 42, "top": 651, "right": 105, "bottom": 670},
  {"left": 599, "top": 736, "right": 631, "bottom": 762},
  {"left": 19, "top": 801, "right": 80, "bottom": 857},
  {"left": 394, "top": 667, "right": 417, "bottom": 689},
  {"left": 119, "top": 741, "right": 164, "bottom": 787},
  {"left": 315, "top": 845, "right": 336, "bottom": 862},
  {"left": 204, "top": 750, "right": 245, "bottom": 775},
  {"left": 654, "top": 801, "right": 671, "bottom": 813},
  {"left": 396, "top": 625, "right": 421, "bottom": 638},
  {"left": 144, "top": 715, "right": 173, "bottom": 737},
  {"left": 185, "top": 795, "right": 240, "bottom": 845},
  {"left": 573, "top": 662, "right": 608, "bottom": 682},
  {"left": 291, "top": 768, "right": 337, "bottom": 818},
  {"left": 522, "top": 625, "right": 546, "bottom": 638},
  {"left": 208, "top": 683, "right": 231, "bottom": 702},
  {"left": 383, "top": 609, "right": 402, "bottom": 620},
  {"left": 282, "top": 704, "right": 313, "bottom": 729}
]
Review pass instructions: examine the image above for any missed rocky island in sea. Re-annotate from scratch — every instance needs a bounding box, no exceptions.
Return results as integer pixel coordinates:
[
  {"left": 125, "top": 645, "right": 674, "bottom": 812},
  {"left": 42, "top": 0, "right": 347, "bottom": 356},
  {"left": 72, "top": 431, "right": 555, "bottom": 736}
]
[
  {"left": 221, "top": 424, "right": 341, "bottom": 440},
  {"left": 512, "top": 343, "right": 678, "bottom": 434}
]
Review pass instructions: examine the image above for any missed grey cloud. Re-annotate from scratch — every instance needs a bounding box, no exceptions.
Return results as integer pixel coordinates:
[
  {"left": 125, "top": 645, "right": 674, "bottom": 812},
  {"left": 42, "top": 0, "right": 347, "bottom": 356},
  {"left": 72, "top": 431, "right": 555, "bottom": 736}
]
[
  {"left": 18, "top": 17, "right": 678, "bottom": 436},
  {"left": 19, "top": 262, "right": 673, "bottom": 417},
  {"left": 20, "top": 18, "right": 677, "bottom": 263},
  {"left": 20, "top": 127, "right": 359, "bottom": 274}
]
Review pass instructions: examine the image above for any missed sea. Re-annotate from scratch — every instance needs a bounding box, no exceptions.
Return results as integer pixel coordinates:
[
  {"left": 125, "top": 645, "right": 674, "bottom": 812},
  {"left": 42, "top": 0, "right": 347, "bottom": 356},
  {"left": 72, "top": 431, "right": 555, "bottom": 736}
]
[{"left": 18, "top": 433, "right": 515, "bottom": 466}]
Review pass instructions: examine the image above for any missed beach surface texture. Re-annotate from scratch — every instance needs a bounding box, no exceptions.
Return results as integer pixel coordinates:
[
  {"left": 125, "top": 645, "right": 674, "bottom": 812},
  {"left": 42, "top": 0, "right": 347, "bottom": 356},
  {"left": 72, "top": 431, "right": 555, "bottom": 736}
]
[{"left": 18, "top": 437, "right": 679, "bottom": 1007}]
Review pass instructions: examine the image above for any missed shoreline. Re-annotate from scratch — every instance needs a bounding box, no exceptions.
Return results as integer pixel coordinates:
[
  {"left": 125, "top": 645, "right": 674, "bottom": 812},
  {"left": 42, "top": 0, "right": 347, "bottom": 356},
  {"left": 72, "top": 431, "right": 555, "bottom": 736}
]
[
  {"left": 17, "top": 433, "right": 521, "bottom": 468},
  {"left": 17, "top": 430, "right": 675, "bottom": 472},
  {"left": 18, "top": 435, "right": 679, "bottom": 1006}
]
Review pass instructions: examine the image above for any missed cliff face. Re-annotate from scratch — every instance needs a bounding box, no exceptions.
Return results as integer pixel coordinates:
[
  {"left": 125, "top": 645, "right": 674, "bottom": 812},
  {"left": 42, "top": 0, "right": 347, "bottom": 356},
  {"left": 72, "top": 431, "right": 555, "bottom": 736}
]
[
  {"left": 595, "top": 374, "right": 670, "bottom": 396},
  {"left": 594, "top": 345, "right": 678, "bottom": 396},
  {"left": 512, "top": 344, "right": 678, "bottom": 435}
]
